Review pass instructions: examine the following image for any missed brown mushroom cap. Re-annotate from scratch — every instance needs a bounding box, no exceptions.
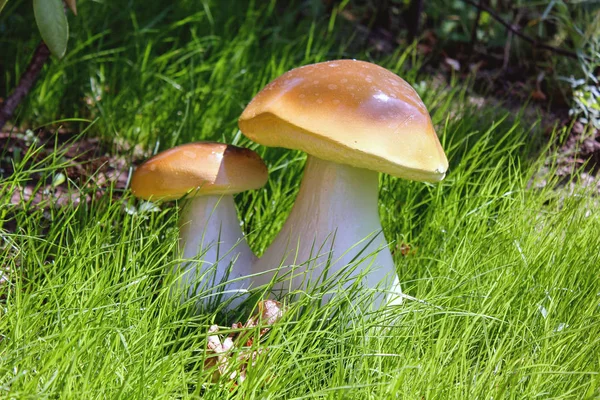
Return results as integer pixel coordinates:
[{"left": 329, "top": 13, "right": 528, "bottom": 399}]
[
  {"left": 238, "top": 59, "right": 448, "bottom": 182},
  {"left": 131, "top": 142, "right": 268, "bottom": 201}
]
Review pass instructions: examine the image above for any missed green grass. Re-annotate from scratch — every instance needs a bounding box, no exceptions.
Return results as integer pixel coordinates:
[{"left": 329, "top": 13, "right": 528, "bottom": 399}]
[{"left": 1, "top": 1, "right": 600, "bottom": 398}]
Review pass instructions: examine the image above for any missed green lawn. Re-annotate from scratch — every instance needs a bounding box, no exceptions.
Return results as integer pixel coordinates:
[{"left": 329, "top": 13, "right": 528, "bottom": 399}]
[{"left": 1, "top": 1, "right": 599, "bottom": 398}]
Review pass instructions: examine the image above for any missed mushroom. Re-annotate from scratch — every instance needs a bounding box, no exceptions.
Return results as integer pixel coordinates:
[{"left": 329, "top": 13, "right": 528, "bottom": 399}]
[
  {"left": 131, "top": 142, "right": 268, "bottom": 309},
  {"left": 238, "top": 60, "right": 448, "bottom": 309}
]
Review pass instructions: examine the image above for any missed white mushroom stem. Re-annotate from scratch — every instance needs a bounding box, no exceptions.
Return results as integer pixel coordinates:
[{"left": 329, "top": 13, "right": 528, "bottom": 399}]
[
  {"left": 176, "top": 195, "right": 256, "bottom": 308},
  {"left": 252, "top": 155, "right": 402, "bottom": 309}
]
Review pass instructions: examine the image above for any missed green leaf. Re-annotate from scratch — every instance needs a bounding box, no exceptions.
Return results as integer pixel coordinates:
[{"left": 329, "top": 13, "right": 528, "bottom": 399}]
[
  {"left": 0, "top": 0, "right": 9, "bottom": 15},
  {"left": 33, "top": 0, "right": 69, "bottom": 59}
]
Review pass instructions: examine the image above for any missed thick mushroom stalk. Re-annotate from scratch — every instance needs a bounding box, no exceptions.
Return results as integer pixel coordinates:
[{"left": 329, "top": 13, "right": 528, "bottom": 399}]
[
  {"left": 130, "top": 142, "right": 268, "bottom": 311},
  {"left": 252, "top": 155, "right": 401, "bottom": 308},
  {"left": 177, "top": 195, "right": 255, "bottom": 308}
]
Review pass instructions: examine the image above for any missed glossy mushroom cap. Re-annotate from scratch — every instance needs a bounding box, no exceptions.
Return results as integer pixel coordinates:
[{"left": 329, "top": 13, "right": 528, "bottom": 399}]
[
  {"left": 238, "top": 59, "right": 448, "bottom": 182},
  {"left": 131, "top": 142, "right": 269, "bottom": 201}
]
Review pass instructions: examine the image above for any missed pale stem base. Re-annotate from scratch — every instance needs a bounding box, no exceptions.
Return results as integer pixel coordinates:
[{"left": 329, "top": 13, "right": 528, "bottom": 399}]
[
  {"left": 252, "top": 155, "right": 402, "bottom": 309},
  {"left": 176, "top": 195, "right": 255, "bottom": 309}
]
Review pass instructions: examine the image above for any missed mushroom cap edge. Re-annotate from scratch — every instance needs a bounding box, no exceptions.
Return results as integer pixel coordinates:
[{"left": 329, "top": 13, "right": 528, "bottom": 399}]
[{"left": 131, "top": 142, "right": 269, "bottom": 201}]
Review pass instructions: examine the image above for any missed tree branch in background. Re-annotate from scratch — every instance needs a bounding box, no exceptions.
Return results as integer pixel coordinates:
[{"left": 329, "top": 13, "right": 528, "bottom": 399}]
[
  {"left": 469, "top": 0, "right": 483, "bottom": 55},
  {"left": 502, "top": 9, "right": 523, "bottom": 70},
  {"left": 463, "top": 0, "right": 590, "bottom": 61},
  {"left": 0, "top": 42, "right": 51, "bottom": 131},
  {"left": 406, "top": 0, "right": 424, "bottom": 42}
]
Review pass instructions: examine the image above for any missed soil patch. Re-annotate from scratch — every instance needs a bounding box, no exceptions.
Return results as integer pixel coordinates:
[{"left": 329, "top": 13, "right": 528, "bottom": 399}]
[{"left": 1, "top": 126, "right": 149, "bottom": 212}]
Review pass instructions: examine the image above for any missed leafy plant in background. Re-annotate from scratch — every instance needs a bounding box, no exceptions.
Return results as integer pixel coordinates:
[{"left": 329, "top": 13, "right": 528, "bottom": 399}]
[
  {"left": 1, "top": 0, "right": 76, "bottom": 58},
  {"left": 0, "top": 0, "right": 77, "bottom": 130},
  {"left": 514, "top": 0, "right": 600, "bottom": 131},
  {"left": 427, "top": 0, "right": 600, "bottom": 132},
  {"left": 32, "top": 0, "right": 76, "bottom": 58},
  {"left": 554, "top": 4, "right": 600, "bottom": 131},
  {"left": 564, "top": 77, "right": 600, "bottom": 131}
]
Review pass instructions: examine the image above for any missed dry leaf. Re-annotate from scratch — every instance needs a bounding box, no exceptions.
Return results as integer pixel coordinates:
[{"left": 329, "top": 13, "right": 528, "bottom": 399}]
[
  {"left": 258, "top": 300, "right": 283, "bottom": 326},
  {"left": 64, "top": 0, "right": 77, "bottom": 15},
  {"left": 396, "top": 243, "right": 417, "bottom": 257},
  {"left": 203, "top": 300, "right": 284, "bottom": 385},
  {"left": 444, "top": 58, "right": 460, "bottom": 72},
  {"left": 531, "top": 89, "right": 547, "bottom": 101}
]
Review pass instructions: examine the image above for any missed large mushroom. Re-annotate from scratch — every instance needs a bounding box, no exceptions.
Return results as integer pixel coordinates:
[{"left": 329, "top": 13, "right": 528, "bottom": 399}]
[
  {"left": 131, "top": 142, "right": 268, "bottom": 309},
  {"left": 238, "top": 59, "right": 448, "bottom": 308}
]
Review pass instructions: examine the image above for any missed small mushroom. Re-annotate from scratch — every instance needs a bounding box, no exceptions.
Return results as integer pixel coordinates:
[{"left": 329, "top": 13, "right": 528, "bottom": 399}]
[
  {"left": 239, "top": 60, "right": 448, "bottom": 308},
  {"left": 131, "top": 142, "right": 268, "bottom": 308}
]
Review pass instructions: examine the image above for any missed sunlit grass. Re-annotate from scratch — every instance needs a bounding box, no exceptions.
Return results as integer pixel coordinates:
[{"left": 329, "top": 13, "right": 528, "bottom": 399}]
[{"left": 1, "top": 1, "right": 599, "bottom": 398}]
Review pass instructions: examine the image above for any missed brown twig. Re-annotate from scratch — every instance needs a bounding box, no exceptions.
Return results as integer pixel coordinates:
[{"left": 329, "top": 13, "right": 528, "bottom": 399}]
[
  {"left": 469, "top": 0, "right": 484, "bottom": 54},
  {"left": 406, "top": 0, "right": 424, "bottom": 42},
  {"left": 462, "top": 0, "right": 589, "bottom": 61},
  {"left": 0, "top": 1, "right": 75, "bottom": 132},
  {"left": 502, "top": 9, "right": 523, "bottom": 70},
  {"left": 0, "top": 42, "right": 51, "bottom": 131}
]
